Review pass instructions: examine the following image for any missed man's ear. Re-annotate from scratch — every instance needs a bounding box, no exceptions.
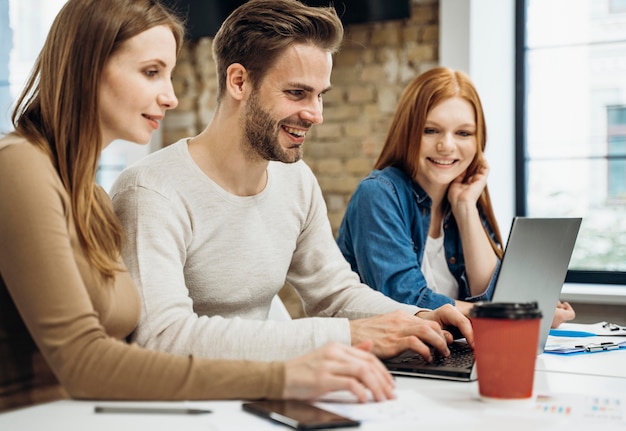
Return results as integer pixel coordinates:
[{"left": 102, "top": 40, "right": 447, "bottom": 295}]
[{"left": 225, "top": 63, "right": 248, "bottom": 101}]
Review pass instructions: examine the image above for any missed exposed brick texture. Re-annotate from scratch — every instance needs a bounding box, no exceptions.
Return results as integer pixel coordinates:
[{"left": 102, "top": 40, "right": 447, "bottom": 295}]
[
  {"left": 165, "top": 0, "right": 439, "bottom": 236},
  {"left": 163, "top": 0, "right": 440, "bottom": 318}
]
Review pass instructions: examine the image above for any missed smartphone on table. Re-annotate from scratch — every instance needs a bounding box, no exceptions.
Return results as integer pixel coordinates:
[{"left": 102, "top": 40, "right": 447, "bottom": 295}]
[{"left": 242, "top": 400, "right": 360, "bottom": 430}]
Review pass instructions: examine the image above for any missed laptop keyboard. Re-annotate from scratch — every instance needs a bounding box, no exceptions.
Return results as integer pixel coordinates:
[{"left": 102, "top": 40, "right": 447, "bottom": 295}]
[{"left": 386, "top": 341, "right": 474, "bottom": 368}]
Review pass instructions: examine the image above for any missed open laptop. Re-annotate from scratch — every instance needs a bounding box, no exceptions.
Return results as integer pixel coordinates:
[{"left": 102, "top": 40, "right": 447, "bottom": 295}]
[{"left": 383, "top": 217, "right": 582, "bottom": 381}]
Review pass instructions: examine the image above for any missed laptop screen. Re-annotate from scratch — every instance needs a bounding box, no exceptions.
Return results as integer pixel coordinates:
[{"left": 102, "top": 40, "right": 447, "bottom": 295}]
[{"left": 491, "top": 217, "right": 582, "bottom": 354}]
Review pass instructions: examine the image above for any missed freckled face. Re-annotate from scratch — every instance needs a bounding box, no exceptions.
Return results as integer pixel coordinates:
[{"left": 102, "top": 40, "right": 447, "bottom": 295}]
[
  {"left": 415, "top": 96, "right": 478, "bottom": 193},
  {"left": 99, "top": 25, "right": 178, "bottom": 147},
  {"left": 241, "top": 43, "right": 332, "bottom": 163}
]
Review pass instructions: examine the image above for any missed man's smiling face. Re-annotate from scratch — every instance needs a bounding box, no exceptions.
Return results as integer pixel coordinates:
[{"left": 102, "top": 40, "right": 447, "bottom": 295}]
[{"left": 241, "top": 43, "right": 332, "bottom": 163}]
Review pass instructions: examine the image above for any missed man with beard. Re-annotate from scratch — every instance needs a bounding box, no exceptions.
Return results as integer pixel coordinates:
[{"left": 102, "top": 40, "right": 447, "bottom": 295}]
[{"left": 111, "top": 0, "right": 473, "bottom": 363}]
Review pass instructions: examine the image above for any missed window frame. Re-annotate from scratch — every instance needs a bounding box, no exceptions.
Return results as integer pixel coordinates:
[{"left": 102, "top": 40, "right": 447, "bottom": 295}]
[{"left": 515, "top": 0, "right": 626, "bottom": 285}]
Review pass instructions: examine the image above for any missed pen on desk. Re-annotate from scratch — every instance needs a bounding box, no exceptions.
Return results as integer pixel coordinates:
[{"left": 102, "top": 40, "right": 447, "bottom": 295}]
[
  {"left": 94, "top": 406, "right": 212, "bottom": 415},
  {"left": 548, "top": 329, "right": 596, "bottom": 338},
  {"left": 573, "top": 342, "right": 621, "bottom": 352},
  {"left": 602, "top": 322, "right": 624, "bottom": 332}
]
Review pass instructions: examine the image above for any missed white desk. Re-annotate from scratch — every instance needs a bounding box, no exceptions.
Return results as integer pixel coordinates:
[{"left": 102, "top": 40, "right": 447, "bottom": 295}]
[
  {"left": 536, "top": 348, "right": 626, "bottom": 379},
  {"left": 2, "top": 350, "right": 625, "bottom": 431}
]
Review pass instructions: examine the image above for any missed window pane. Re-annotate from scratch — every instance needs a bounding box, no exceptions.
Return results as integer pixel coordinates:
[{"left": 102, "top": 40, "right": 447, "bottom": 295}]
[
  {"left": 607, "top": 107, "right": 626, "bottom": 201},
  {"left": 2, "top": 0, "right": 67, "bottom": 132},
  {"left": 525, "top": 0, "right": 626, "bottom": 276},
  {"left": 527, "top": 159, "right": 626, "bottom": 271}
]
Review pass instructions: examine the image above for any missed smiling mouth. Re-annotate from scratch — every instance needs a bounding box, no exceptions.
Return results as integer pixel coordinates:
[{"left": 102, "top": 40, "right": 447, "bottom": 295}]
[
  {"left": 282, "top": 125, "right": 307, "bottom": 138},
  {"left": 142, "top": 114, "right": 159, "bottom": 122},
  {"left": 428, "top": 157, "right": 457, "bottom": 166},
  {"left": 142, "top": 114, "right": 161, "bottom": 129}
]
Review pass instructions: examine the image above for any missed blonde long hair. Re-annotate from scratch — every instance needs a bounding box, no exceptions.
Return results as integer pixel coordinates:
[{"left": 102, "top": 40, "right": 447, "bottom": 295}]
[{"left": 11, "top": 0, "right": 185, "bottom": 278}]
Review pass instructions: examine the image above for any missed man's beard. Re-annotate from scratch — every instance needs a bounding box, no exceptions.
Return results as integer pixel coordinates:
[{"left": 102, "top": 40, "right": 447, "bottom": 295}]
[{"left": 242, "top": 92, "right": 304, "bottom": 163}]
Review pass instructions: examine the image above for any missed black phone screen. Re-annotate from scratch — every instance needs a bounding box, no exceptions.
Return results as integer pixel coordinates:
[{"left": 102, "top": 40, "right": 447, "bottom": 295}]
[{"left": 242, "top": 400, "right": 360, "bottom": 430}]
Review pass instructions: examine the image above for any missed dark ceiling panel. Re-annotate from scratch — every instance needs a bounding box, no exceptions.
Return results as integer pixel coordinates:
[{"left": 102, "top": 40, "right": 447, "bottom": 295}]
[{"left": 162, "top": 0, "right": 411, "bottom": 40}]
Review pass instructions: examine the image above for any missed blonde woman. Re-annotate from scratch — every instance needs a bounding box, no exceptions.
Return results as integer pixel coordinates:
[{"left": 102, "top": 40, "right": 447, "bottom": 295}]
[{"left": 0, "top": 0, "right": 394, "bottom": 412}]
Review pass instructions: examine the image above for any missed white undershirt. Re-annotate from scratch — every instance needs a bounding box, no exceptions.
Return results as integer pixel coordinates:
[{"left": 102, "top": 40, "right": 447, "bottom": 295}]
[{"left": 421, "top": 234, "right": 459, "bottom": 299}]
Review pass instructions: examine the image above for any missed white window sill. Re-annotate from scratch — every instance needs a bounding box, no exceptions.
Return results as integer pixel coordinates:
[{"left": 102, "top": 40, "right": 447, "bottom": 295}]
[{"left": 561, "top": 283, "right": 626, "bottom": 306}]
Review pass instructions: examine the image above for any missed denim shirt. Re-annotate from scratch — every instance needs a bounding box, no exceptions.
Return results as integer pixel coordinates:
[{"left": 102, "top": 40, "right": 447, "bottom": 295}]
[{"left": 337, "top": 166, "right": 500, "bottom": 309}]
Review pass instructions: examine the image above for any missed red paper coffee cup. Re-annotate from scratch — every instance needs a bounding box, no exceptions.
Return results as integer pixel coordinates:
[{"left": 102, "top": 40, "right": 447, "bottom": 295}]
[{"left": 469, "top": 302, "right": 542, "bottom": 400}]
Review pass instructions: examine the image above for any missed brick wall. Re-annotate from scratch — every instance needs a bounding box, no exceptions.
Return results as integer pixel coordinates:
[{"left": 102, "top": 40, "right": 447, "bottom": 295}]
[{"left": 163, "top": 0, "right": 440, "bottom": 236}]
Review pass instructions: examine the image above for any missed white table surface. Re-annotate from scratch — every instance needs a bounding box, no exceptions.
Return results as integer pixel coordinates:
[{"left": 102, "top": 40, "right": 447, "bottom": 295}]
[
  {"left": 1, "top": 349, "right": 625, "bottom": 431},
  {"left": 536, "top": 348, "right": 626, "bottom": 379}
]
